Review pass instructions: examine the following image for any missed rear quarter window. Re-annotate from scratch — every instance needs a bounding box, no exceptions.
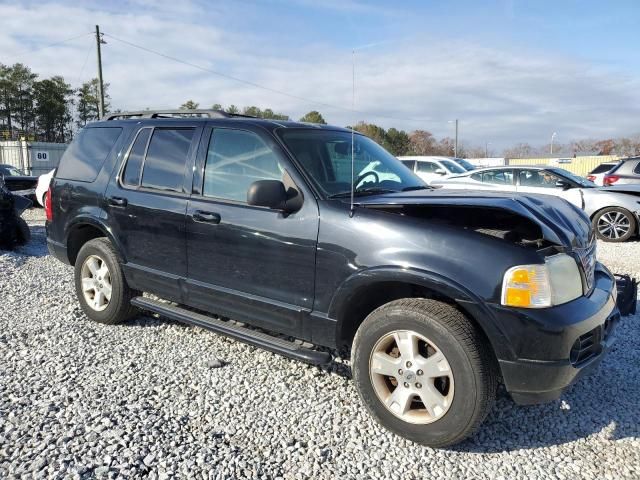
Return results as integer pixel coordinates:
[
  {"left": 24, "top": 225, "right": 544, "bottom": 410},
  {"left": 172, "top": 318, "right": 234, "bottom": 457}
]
[
  {"left": 589, "top": 163, "right": 616, "bottom": 175},
  {"left": 56, "top": 127, "right": 123, "bottom": 182}
]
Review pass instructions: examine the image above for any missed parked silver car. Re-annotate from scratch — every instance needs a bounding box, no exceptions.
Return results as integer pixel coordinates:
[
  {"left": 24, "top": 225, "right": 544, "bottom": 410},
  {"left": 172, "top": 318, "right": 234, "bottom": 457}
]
[
  {"left": 587, "top": 157, "right": 640, "bottom": 186},
  {"left": 432, "top": 165, "right": 640, "bottom": 242}
]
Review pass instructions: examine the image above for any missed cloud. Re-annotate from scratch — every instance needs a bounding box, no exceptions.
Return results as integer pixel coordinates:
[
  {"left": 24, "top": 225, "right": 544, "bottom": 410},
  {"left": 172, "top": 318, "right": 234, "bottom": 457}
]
[{"left": 2, "top": 1, "right": 639, "bottom": 149}]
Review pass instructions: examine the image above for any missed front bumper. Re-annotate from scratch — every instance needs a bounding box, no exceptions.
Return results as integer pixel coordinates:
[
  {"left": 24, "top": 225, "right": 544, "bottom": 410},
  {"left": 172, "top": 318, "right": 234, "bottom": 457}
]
[{"left": 491, "top": 263, "right": 622, "bottom": 405}]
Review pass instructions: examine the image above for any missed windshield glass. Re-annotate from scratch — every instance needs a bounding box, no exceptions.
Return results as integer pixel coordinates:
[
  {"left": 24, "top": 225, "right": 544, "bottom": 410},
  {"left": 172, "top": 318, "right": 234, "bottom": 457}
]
[
  {"left": 549, "top": 168, "right": 596, "bottom": 188},
  {"left": 279, "top": 129, "right": 426, "bottom": 197},
  {"left": 454, "top": 158, "right": 476, "bottom": 171},
  {"left": 440, "top": 160, "right": 466, "bottom": 174}
]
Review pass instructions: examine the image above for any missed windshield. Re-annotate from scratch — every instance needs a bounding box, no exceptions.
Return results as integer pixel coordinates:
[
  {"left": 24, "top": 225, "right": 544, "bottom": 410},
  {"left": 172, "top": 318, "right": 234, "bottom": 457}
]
[
  {"left": 440, "top": 160, "right": 466, "bottom": 174},
  {"left": 549, "top": 168, "right": 596, "bottom": 188},
  {"left": 454, "top": 158, "right": 476, "bottom": 171},
  {"left": 0, "top": 165, "right": 24, "bottom": 176},
  {"left": 279, "top": 129, "right": 426, "bottom": 197}
]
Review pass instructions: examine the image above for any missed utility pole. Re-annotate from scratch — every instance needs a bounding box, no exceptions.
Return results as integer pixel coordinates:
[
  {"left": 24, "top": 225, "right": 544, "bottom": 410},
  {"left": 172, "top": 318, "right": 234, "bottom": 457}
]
[
  {"left": 550, "top": 132, "right": 557, "bottom": 155},
  {"left": 454, "top": 119, "right": 458, "bottom": 157},
  {"left": 485, "top": 141, "right": 491, "bottom": 158},
  {"left": 448, "top": 119, "right": 459, "bottom": 157},
  {"left": 95, "top": 25, "right": 106, "bottom": 119}
]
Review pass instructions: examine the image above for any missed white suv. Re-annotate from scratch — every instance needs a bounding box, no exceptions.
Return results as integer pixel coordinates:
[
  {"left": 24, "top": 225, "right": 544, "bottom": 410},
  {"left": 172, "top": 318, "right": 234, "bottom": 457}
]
[{"left": 398, "top": 156, "right": 468, "bottom": 184}]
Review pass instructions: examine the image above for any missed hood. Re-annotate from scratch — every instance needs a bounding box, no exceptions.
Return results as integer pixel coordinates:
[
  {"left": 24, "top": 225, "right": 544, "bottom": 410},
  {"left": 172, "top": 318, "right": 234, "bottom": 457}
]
[{"left": 355, "top": 189, "right": 593, "bottom": 249}]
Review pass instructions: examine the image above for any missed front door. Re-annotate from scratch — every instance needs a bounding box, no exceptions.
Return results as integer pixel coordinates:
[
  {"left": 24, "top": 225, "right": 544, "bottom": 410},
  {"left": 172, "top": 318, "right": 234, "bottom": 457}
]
[
  {"left": 105, "top": 125, "right": 201, "bottom": 301},
  {"left": 516, "top": 169, "right": 582, "bottom": 208},
  {"left": 185, "top": 126, "right": 318, "bottom": 338},
  {"left": 415, "top": 160, "right": 446, "bottom": 184}
]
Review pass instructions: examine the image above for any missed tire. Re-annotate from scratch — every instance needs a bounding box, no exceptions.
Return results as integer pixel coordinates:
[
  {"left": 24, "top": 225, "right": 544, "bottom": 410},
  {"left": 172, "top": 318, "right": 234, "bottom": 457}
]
[
  {"left": 352, "top": 298, "right": 497, "bottom": 447},
  {"left": 74, "top": 238, "right": 140, "bottom": 324},
  {"left": 593, "top": 207, "right": 636, "bottom": 242},
  {"left": 15, "top": 217, "right": 30, "bottom": 246}
]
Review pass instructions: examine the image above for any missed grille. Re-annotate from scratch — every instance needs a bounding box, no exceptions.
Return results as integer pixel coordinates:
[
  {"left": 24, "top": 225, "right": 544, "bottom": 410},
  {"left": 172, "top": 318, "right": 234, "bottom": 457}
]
[
  {"left": 575, "top": 242, "right": 596, "bottom": 292},
  {"left": 570, "top": 327, "right": 601, "bottom": 366}
]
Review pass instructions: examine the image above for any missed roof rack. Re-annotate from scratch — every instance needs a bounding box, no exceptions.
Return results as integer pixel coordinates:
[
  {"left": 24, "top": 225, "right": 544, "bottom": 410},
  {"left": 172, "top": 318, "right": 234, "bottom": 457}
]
[{"left": 104, "top": 109, "right": 255, "bottom": 121}]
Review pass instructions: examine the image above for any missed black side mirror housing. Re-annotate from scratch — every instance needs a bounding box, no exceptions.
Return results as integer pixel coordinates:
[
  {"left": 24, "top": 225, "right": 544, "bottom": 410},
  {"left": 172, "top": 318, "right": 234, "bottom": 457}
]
[
  {"left": 247, "top": 180, "right": 289, "bottom": 211},
  {"left": 555, "top": 180, "right": 571, "bottom": 190}
]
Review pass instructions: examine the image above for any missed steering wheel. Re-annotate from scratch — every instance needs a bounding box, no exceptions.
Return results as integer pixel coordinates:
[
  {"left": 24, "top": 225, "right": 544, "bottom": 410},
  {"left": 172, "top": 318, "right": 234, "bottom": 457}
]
[{"left": 355, "top": 171, "right": 379, "bottom": 188}]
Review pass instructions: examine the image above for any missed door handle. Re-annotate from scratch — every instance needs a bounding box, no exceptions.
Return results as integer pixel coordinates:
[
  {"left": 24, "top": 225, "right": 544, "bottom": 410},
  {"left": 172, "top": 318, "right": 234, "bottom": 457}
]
[
  {"left": 108, "top": 196, "right": 128, "bottom": 207},
  {"left": 193, "top": 210, "right": 221, "bottom": 224}
]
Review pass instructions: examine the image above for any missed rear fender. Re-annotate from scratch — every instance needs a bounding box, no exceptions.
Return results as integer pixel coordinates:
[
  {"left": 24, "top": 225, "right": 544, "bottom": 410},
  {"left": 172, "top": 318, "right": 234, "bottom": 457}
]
[{"left": 65, "top": 215, "right": 127, "bottom": 264}]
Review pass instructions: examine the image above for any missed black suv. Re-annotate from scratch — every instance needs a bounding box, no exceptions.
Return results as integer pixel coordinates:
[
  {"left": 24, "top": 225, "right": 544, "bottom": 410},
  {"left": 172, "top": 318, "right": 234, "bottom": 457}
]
[{"left": 47, "top": 110, "right": 621, "bottom": 447}]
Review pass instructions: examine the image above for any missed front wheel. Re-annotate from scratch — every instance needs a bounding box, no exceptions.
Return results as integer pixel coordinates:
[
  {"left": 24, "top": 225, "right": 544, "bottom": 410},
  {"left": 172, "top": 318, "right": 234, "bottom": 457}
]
[
  {"left": 352, "top": 298, "right": 497, "bottom": 447},
  {"left": 593, "top": 207, "right": 636, "bottom": 242}
]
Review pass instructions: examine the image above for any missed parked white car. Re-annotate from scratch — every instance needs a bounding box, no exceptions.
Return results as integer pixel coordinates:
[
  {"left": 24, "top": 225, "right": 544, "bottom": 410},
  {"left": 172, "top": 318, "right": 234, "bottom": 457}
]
[
  {"left": 397, "top": 156, "right": 467, "bottom": 184},
  {"left": 587, "top": 162, "right": 619, "bottom": 186},
  {"left": 35, "top": 169, "right": 55, "bottom": 207},
  {"left": 432, "top": 165, "right": 640, "bottom": 242}
]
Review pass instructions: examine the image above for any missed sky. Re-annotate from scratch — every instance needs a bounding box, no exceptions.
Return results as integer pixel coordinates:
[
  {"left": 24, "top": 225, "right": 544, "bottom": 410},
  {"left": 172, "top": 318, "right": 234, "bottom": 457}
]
[{"left": 1, "top": 0, "right": 640, "bottom": 150}]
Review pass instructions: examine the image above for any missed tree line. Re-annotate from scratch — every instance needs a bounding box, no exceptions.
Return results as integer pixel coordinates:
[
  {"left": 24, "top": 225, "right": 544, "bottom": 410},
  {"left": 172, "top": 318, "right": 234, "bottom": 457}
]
[
  {"left": 2, "top": 60, "right": 638, "bottom": 158},
  {"left": 0, "top": 63, "right": 110, "bottom": 143},
  {"left": 180, "top": 100, "right": 458, "bottom": 157}
]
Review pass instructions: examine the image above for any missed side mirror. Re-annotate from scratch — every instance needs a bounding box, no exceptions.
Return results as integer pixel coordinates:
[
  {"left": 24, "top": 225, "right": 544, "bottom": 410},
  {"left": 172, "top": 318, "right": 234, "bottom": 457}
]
[
  {"left": 435, "top": 168, "right": 446, "bottom": 175},
  {"left": 247, "top": 180, "right": 289, "bottom": 211},
  {"left": 555, "top": 179, "right": 571, "bottom": 190}
]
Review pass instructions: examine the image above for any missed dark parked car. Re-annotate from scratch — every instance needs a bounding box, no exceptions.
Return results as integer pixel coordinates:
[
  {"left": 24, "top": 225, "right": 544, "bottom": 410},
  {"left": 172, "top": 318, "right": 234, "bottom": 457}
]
[
  {"left": 0, "top": 176, "right": 31, "bottom": 249},
  {"left": 46, "top": 110, "right": 626, "bottom": 447},
  {"left": 0, "top": 164, "right": 38, "bottom": 203}
]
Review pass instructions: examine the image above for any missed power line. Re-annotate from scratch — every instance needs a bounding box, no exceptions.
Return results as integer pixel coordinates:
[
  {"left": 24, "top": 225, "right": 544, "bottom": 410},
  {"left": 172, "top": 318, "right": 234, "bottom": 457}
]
[
  {"left": 74, "top": 41, "right": 95, "bottom": 87},
  {"left": 102, "top": 31, "right": 429, "bottom": 124},
  {"left": 3, "top": 32, "right": 94, "bottom": 62}
]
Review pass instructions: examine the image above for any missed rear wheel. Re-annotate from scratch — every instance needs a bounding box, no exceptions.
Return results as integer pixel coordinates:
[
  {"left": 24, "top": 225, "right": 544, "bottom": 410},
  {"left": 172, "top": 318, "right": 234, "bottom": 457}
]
[
  {"left": 74, "top": 238, "right": 140, "bottom": 324},
  {"left": 352, "top": 298, "right": 497, "bottom": 447},
  {"left": 593, "top": 207, "right": 636, "bottom": 242}
]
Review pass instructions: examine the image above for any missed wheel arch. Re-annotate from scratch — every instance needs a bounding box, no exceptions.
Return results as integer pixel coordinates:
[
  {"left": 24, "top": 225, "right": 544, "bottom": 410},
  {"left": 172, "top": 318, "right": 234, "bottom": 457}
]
[
  {"left": 590, "top": 205, "right": 639, "bottom": 237},
  {"left": 65, "top": 216, "right": 125, "bottom": 265},
  {"left": 329, "top": 267, "right": 514, "bottom": 362}
]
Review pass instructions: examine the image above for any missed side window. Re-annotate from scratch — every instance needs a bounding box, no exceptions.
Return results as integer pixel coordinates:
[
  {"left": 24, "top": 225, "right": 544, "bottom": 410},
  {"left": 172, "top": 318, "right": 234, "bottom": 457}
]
[
  {"left": 401, "top": 160, "right": 416, "bottom": 170},
  {"left": 518, "top": 169, "right": 559, "bottom": 188},
  {"left": 470, "top": 172, "right": 483, "bottom": 182},
  {"left": 56, "top": 127, "right": 122, "bottom": 182},
  {"left": 634, "top": 162, "right": 640, "bottom": 175},
  {"left": 122, "top": 128, "right": 151, "bottom": 186},
  {"left": 483, "top": 170, "right": 513, "bottom": 185},
  {"left": 140, "top": 128, "right": 195, "bottom": 192},
  {"left": 203, "top": 129, "right": 283, "bottom": 202},
  {"left": 417, "top": 161, "right": 437, "bottom": 173}
]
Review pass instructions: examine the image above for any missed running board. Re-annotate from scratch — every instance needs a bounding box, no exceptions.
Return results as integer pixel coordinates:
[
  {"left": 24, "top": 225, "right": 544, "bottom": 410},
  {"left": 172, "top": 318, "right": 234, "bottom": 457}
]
[{"left": 131, "top": 297, "right": 332, "bottom": 365}]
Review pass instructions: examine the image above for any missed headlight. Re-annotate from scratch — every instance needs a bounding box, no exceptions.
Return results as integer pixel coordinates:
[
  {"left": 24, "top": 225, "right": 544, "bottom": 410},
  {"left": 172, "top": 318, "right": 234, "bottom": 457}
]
[{"left": 501, "top": 254, "right": 583, "bottom": 308}]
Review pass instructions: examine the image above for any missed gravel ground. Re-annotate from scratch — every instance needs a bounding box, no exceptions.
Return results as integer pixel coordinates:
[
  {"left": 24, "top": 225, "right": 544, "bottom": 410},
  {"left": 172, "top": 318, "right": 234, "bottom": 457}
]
[{"left": 1, "top": 209, "right": 639, "bottom": 479}]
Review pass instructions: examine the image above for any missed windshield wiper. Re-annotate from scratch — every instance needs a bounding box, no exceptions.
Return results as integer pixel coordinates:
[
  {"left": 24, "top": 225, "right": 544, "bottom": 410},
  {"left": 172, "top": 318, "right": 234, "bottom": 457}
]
[
  {"left": 328, "top": 187, "right": 399, "bottom": 198},
  {"left": 401, "top": 185, "right": 431, "bottom": 192}
]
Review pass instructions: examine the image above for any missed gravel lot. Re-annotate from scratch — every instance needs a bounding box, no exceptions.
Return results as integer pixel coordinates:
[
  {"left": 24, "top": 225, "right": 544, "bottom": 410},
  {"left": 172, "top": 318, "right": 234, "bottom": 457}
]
[{"left": 1, "top": 209, "right": 639, "bottom": 479}]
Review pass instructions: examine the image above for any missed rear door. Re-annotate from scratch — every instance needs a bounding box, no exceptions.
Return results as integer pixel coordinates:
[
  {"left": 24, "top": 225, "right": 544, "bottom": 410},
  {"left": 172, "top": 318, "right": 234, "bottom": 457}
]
[
  {"left": 476, "top": 168, "right": 516, "bottom": 192},
  {"left": 105, "top": 123, "right": 202, "bottom": 301},
  {"left": 185, "top": 125, "right": 319, "bottom": 338}
]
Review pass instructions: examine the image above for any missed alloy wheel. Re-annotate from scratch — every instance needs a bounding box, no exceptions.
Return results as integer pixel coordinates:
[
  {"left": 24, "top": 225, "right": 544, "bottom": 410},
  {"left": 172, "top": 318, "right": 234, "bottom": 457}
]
[
  {"left": 597, "top": 211, "right": 631, "bottom": 240},
  {"left": 80, "top": 254, "right": 112, "bottom": 312},
  {"left": 369, "top": 330, "right": 454, "bottom": 424}
]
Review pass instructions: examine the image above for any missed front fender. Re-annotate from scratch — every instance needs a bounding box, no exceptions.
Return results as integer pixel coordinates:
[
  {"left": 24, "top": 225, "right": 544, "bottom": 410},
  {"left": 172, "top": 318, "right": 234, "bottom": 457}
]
[{"left": 328, "top": 266, "right": 516, "bottom": 360}]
